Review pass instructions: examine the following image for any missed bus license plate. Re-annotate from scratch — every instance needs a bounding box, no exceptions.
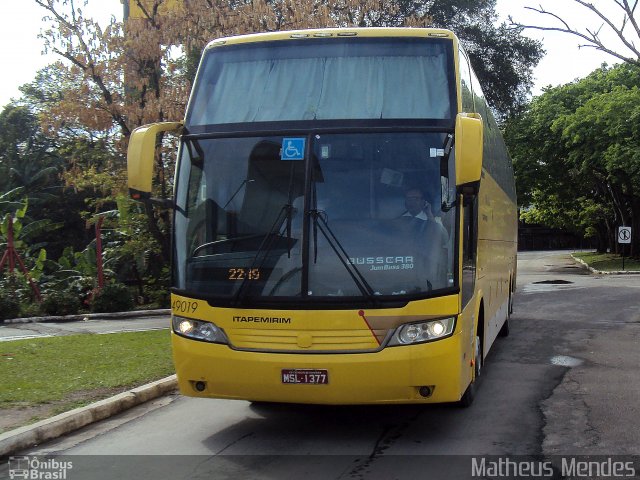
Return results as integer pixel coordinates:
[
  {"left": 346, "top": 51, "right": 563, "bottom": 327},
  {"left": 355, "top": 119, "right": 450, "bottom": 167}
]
[{"left": 282, "top": 369, "right": 328, "bottom": 384}]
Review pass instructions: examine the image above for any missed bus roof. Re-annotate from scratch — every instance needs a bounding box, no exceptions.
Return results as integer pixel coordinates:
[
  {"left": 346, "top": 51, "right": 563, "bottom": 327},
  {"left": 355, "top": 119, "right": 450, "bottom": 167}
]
[{"left": 205, "top": 27, "right": 457, "bottom": 50}]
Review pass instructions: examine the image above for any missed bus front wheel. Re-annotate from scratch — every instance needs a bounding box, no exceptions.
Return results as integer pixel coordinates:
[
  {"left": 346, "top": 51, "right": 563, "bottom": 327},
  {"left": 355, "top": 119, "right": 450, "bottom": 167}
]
[{"left": 458, "top": 334, "right": 482, "bottom": 408}]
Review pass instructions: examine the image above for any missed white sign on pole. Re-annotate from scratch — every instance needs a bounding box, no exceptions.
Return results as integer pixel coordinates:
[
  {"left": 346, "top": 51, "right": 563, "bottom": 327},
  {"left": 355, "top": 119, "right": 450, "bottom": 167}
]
[{"left": 618, "top": 226, "right": 632, "bottom": 244}]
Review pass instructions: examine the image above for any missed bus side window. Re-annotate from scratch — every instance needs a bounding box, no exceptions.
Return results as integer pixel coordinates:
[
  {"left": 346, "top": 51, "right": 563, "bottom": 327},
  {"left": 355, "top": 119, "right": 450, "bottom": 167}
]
[
  {"left": 461, "top": 195, "right": 477, "bottom": 307},
  {"left": 458, "top": 47, "right": 474, "bottom": 113}
]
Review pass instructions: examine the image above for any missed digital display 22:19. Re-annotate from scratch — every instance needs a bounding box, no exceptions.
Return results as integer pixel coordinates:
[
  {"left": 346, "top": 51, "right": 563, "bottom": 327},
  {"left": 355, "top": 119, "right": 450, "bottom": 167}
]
[{"left": 228, "top": 268, "right": 261, "bottom": 281}]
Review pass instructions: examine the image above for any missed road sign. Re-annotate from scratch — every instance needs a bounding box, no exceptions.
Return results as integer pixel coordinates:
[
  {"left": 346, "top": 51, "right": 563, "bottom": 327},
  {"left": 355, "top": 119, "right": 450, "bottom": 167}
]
[{"left": 618, "top": 226, "right": 632, "bottom": 244}]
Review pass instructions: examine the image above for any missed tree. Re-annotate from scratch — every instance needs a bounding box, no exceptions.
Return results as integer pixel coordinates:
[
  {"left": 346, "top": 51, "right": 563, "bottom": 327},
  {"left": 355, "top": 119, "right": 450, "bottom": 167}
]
[
  {"left": 421, "top": 1, "right": 544, "bottom": 119},
  {"left": 0, "top": 100, "right": 93, "bottom": 259},
  {"left": 0, "top": 201, "right": 56, "bottom": 303},
  {"left": 510, "top": 0, "right": 640, "bottom": 67},
  {"left": 0, "top": 105, "right": 59, "bottom": 203},
  {"left": 504, "top": 63, "right": 640, "bottom": 255},
  {"left": 36, "top": 0, "right": 544, "bottom": 135},
  {"left": 171, "top": 0, "right": 544, "bottom": 119},
  {"left": 28, "top": 0, "right": 543, "bottom": 290}
]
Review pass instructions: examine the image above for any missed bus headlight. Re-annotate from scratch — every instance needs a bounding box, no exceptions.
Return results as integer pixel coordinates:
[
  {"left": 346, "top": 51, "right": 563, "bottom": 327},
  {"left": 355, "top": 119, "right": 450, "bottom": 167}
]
[
  {"left": 389, "top": 317, "right": 455, "bottom": 346},
  {"left": 172, "top": 316, "right": 229, "bottom": 344}
]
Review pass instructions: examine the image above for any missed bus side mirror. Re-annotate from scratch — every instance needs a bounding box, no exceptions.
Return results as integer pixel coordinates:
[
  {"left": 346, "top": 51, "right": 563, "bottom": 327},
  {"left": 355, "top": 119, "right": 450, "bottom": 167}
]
[
  {"left": 455, "top": 113, "right": 483, "bottom": 192},
  {"left": 127, "top": 121, "right": 183, "bottom": 200}
]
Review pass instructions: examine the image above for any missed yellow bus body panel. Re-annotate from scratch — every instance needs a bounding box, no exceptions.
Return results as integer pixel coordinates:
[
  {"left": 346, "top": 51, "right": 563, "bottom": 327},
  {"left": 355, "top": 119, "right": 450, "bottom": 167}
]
[
  {"left": 172, "top": 330, "right": 465, "bottom": 405},
  {"left": 171, "top": 293, "right": 473, "bottom": 404},
  {"left": 476, "top": 171, "right": 518, "bottom": 351},
  {"left": 206, "top": 28, "right": 455, "bottom": 49}
]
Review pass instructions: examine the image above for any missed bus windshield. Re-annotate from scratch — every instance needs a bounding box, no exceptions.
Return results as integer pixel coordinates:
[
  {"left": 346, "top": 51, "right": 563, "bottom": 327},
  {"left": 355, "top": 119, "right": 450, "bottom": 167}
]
[
  {"left": 185, "top": 37, "right": 455, "bottom": 128},
  {"left": 173, "top": 132, "right": 457, "bottom": 304}
]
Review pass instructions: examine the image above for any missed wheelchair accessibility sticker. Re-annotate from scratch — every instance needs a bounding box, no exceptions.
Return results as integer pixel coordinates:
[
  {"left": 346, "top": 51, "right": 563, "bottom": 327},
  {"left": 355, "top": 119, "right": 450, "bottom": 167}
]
[{"left": 281, "top": 138, "right": 305, "bottom": 161}]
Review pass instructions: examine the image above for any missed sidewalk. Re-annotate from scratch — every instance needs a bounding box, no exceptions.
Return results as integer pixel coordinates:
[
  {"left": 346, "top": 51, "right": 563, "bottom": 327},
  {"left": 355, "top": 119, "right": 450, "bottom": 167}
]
[
  {"left": 0, "top": 375, "right": 177, "bottom": 457},
  {"left": 0, "top": 309, "right": 176, "bottom": 457},
  {"left": 2, "top": 308, "right": 171, "bottom": 324},
  {"left": 0, "top": 309, "right": 171, "bottom": 342}
]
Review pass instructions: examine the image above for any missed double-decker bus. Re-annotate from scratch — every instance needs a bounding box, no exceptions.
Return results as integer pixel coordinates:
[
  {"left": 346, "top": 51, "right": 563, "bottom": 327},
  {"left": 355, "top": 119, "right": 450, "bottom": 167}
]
[{"left": 127, "top": 27, "right": 517, "bottom": 406}]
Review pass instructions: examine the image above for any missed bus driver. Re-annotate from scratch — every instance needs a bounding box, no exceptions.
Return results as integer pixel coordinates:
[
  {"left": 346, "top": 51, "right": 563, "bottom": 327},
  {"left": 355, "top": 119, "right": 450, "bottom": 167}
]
[{"left": 401, "top": 188, "right": 449, "bottom": 289}]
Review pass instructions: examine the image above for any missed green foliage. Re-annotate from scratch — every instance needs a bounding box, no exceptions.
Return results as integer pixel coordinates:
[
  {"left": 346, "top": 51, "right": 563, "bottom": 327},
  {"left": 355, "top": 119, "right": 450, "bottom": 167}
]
[
  {"left": 53, "top": 245, "right": 102, "bottom": 305},
  {"left": 0, "top": 291, "right": 20, "bottom": 321},
  {"left": 41, "top": 291, "right": 81, "bottom": 316},
  {"left": 1, "top": 0, "right": 543, "bottom": 307},
  {"left": 90, "top": 283, "right": 134, "bottom": 313},
  {"left": 573, "top": 252, "right": 640, "bottom": 272},
  {"left": 19, "top": 303, "right": 43, "bottom": 319},
  {"left": 143, "top": 266, "right": 171, "bottom": 308},
  {"left": 57, "top": 245, "right": 98, "bottom": 278},
  {"left": 0, "top": 104, "right": 61, "bottom": 206},
  {"left": 505, "top": 63, "right": 640, "bottom": 255},
  {"left": 0, "top": 203, "right": 58, "bottom": 303},
  {"left": 457, "top": 22, "right": 544, "bottom": 120}
]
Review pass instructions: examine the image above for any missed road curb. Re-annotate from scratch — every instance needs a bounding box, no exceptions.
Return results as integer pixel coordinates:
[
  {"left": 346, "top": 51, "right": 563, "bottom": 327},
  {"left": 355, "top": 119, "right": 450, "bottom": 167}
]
[
  {"left": 571, "top": 255, "right": 640, "bottom": 275},
  {"left": 0, "top": 375, "right": 177, "bottom": 458}
]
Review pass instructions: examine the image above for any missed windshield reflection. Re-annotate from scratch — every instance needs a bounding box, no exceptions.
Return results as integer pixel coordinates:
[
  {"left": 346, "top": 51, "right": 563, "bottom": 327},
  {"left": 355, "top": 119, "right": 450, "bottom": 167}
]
[{"left": 173, "top": 133, "right": 456, "bottom": 304}]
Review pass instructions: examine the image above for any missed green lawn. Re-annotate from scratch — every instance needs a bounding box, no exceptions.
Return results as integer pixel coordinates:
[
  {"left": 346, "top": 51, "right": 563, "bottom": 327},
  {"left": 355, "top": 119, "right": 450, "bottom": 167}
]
[
  {"left": 0, "top": 330, "right": 174, "bottom": 407},
  {"left": 573, "top": 251, "right": 640, "bottom": 272}
]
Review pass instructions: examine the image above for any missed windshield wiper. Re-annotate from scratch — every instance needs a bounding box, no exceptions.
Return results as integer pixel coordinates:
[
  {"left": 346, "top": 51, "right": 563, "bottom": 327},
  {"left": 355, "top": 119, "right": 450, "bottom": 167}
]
[
  {"left": 191, "top": 234, "right": 264, "bottom": 257},
  {"left": 309, "top": 210, "right": 379, "bottom": 305},
  {"left": 233, "top": 160, "right": 300, "bottom": 305},
  {"left": 232, "top": 202, "right": 296, "bottom": 305}
]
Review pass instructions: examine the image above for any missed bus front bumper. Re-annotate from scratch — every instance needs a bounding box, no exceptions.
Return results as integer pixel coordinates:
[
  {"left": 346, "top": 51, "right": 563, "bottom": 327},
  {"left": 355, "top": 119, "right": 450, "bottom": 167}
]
[{"left": 171, "top": 331, "right": 468, "bottom": 405}]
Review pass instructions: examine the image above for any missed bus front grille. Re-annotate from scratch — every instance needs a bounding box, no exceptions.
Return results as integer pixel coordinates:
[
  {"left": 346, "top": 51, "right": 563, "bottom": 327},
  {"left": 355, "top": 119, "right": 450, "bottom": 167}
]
[{"left": 227, "top": 328, "right": 387, "bottom": 353}]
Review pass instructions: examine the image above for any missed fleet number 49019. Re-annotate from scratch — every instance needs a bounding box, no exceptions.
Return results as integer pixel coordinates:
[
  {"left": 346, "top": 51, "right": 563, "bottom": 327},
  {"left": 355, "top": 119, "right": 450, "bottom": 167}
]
[{"left": 172, "top": 299, "right": 198, "bottom": 314}]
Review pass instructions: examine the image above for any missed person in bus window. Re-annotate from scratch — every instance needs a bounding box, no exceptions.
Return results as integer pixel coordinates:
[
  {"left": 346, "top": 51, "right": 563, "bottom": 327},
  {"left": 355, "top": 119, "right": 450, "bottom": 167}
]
[
  {"left": 401, "top": 188, "right": 449, "bottom": 288},
  {"left": 402, "top": 188, "right": 443, "bottom": 228}
]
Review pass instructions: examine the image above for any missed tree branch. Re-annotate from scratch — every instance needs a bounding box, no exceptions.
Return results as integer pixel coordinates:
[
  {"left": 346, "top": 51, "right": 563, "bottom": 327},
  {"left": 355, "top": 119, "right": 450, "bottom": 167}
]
[
  {"left": 34, "top": 0, "right": 131, "bottom": 137},
  {"left": 510, "top": 1, "right": 640, "bottom": 67}
]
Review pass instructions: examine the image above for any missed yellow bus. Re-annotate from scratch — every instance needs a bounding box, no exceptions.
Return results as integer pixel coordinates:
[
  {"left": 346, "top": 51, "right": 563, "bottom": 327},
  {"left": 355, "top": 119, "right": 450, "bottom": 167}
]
[{"left": 127, "top": 28, "right": 517, "bottom": 406}]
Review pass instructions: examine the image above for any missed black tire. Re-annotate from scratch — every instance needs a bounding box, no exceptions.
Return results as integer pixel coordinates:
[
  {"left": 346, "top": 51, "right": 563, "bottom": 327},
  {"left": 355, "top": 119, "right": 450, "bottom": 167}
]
[
  {"left": 499, "top": 290, "right": 513, "bottom": 338},
  {"left": 498, "top": 317, "right": 510, "bottom": 337},
  {"left": 458, "top": 379, "right": 476, "bottom": 408},
  {"left": 508, "top": 287, "right": 514, "bottom": 315},
  {"left": 458, "top": 335, "right": 482, "bottom": 407}
]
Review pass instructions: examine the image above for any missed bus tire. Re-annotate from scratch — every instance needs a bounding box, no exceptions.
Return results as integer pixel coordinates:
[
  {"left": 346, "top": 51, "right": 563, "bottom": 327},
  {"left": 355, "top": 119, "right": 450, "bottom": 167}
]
[
  {"left": 458, "top": 334, "right": 482, "bottom": 408},
  {"left": 508, "top": 286, "right": 514, "bottom": 315},
  {"left": 499, "top": 289, "right": 513, "bottom": 338},
  {"left": 498, "top": 317, "right": 510, "bottom": 337}
]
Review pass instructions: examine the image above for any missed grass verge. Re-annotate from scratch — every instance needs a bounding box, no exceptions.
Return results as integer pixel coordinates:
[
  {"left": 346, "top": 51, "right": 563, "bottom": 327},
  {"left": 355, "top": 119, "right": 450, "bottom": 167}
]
[
  {"left": 573, "top": 251, "right": 640, "bottom": 272},
  {"left": 0, "top": 330, "right": 174, "bottom": 432}
]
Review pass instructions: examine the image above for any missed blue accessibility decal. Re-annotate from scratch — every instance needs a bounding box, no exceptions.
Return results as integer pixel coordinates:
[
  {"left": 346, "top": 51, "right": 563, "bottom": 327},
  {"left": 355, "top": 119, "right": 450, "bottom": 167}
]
[{"left": 281, "top": 138, "right": 305, "bottom": 161}]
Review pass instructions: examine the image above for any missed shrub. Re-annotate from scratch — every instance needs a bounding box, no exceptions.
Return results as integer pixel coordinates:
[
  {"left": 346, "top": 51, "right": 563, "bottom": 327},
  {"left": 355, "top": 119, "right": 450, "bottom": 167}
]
[
  {"left": 0, "top": 293, "right": 20, "bottom": 321},
  {"left": 145, "top": 287, "right": 171, "bottom": 308},
  {"left": 41, "top": 291, "right": 81, "bottom": 316},
  {"left": 91, "top": 283, "right": 134, "bottom": 313},
  {"left": 67, "top": 277, "right": 97, "bottom": 308},
  {"left": 20, "top": 303, "right": 43, "bottom": 318}
]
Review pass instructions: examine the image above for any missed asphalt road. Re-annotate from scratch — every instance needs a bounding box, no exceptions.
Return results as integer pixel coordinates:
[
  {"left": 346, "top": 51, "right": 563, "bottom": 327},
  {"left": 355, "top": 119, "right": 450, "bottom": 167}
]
[{"left": 4, "top": 251, "right": 640, "bottom": 480}]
